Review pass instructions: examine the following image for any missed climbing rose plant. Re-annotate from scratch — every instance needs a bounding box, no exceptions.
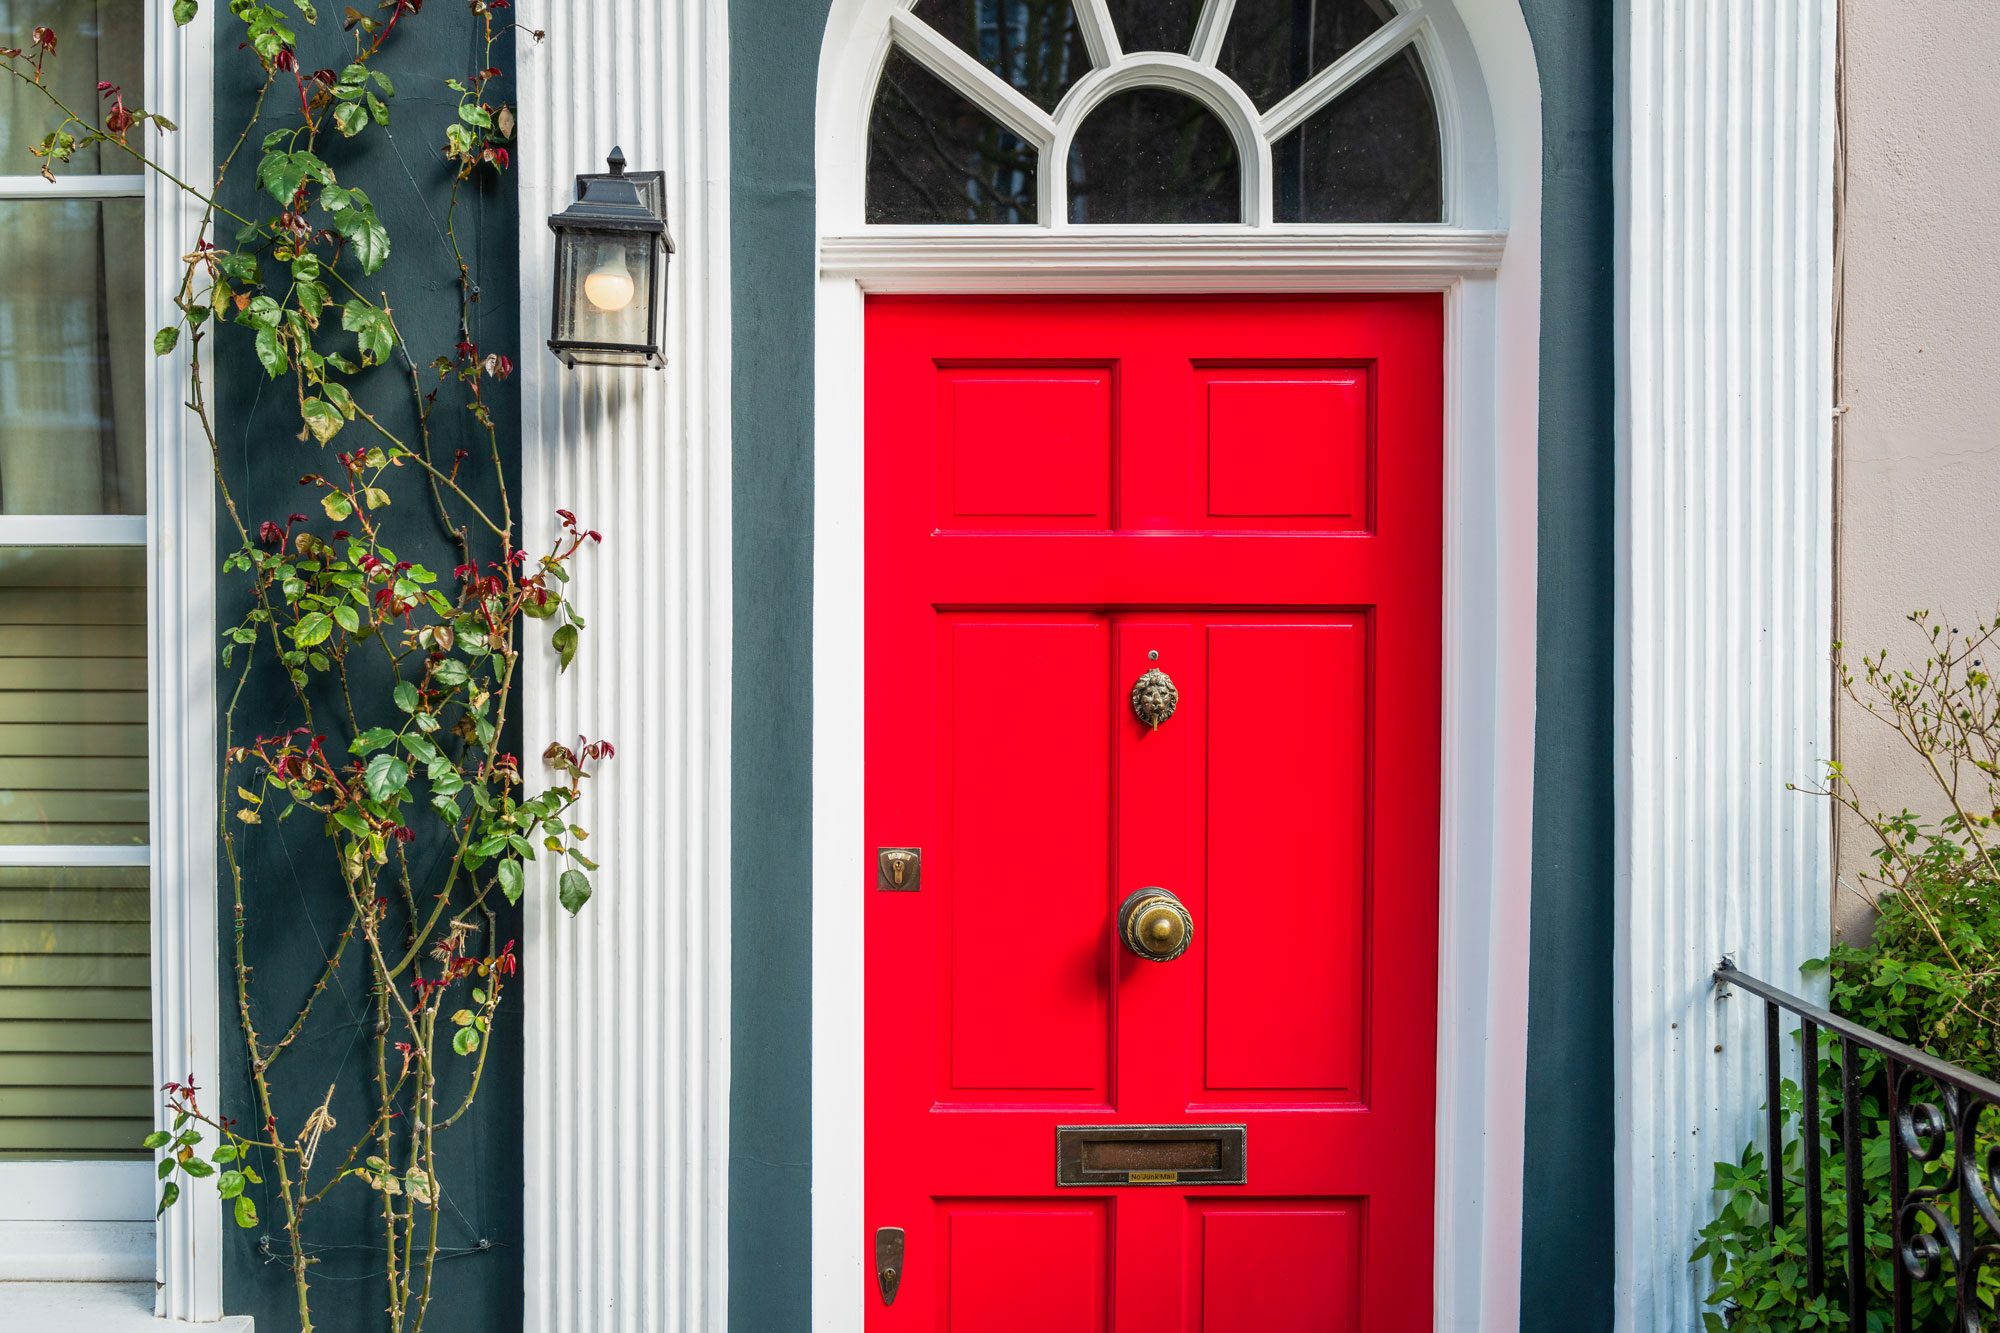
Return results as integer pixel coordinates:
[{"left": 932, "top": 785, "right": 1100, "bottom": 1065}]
[{"left": 4, "top": 3, "right": 600, "bottom": 1329}]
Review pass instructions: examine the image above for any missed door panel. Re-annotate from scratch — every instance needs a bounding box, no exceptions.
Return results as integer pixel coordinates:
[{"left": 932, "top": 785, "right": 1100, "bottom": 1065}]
[
  {"left": 940, "top": 616, "right": 1111, "bottom": 1100},
  {"left": 867, "top": 296, "right": 1442, "bottom": 1331},
  {"left": 1203, "top": 619, "right": 1367, "bottom": 1099}
]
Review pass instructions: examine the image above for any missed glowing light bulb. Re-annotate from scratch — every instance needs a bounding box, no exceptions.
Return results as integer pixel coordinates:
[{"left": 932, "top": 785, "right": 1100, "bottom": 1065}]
[{"left": 582, "top": 253, "right": 636, "bottom": 313}]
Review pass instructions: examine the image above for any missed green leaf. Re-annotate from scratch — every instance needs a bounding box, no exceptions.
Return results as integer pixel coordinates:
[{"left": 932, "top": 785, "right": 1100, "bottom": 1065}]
[
  {"left": 559, "top": 868, "right": 592, "bottom": 915},
  {"left": 234, "top": 1194, "right": 258, "bottom": 1229},
  {"left": 496, "top": 859, "right": 523, "bottom": 905},
  {"left": 292, "top": 612, "right": 332, "bottom": 648},
  {"left": 322, "top": 491, "right": 354, "bottom": 521},
  {"left": 154, "top": 325, "right": 181, "bottom": 355},
  {"left": 393, "top": 681, "right": 420, "bottom": 713},
  {"left": 552, "top": 622, "right": 579, "bottom": 672},
  {"left": 157, "top": 1181, "right": 180, "bottom": 1217},
  {"left": 333, "top": 101, "right": 368, "bottom": 138},
  {"left": 301, "top": 397, "right": 344, "bottom": 443},
  {"left": 217, "top": 1170, "right": 245, "bottom": 1200},
  {"left": 181, "top": 1156, "right": 215, "bottom": 1178},
  {"left": 256, "top": 149, "right": 331, "bottom": 205},
  {"left": 341, "top": 299, "right": 395, "bottom": 365},
  {"left": 142, "top": 1129, "right": 171, "bottom": 1150},
  {"left": 430, "top": 658, "right": 470, "bottom": 688},
  {"left": 333, "top": 603, "right": 361, "bottom": 634},
  {"left": 174, "top": 0, "right": 198, "bottom": 24},
  {"left": 350, "top": 727, "right": 396, "bottom": 754},
  {"left": 363, "top": 753, "right": 410, "bottom": 803},
  {"left": 452, "top": 1025, "right": 480, "bottom": 1056},
  {"left": 254, "top": 326, "right": 288, "bottom": 379}
]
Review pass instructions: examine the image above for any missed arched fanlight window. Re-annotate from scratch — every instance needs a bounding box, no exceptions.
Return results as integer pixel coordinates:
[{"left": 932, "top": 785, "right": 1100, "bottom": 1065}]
[{"left": 863, "top": 0, "right": 1443, "bottom": 226}]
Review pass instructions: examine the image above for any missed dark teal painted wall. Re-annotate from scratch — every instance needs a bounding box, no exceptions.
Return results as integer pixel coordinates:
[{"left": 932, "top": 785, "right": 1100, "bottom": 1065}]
[
  {"left": 726, "top": 0, "right": 823, "bottom": 1326},
  {"left": 211, "top": 14, "right": 524, "bottom": 1330},
  {"left": 1515, "top": 3, "right": 1618, "bottom": 1329},
  {"left": 725, "top": 5, "right": 1616, "bottom": 1329}
]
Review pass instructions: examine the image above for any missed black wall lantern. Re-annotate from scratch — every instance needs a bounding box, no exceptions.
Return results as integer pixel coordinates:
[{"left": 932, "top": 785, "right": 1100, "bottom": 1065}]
[{"left": 547, "top": 148, "right": 672, "bottom": 369}]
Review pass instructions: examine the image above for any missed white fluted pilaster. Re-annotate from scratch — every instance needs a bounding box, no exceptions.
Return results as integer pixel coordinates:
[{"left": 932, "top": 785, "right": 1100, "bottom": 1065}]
[
  {"left": 1614, "top": 3, "right": 1836, "bottom": 1328},
  {"left": 518, "top": 1, "right": 732, "bottom": 1328}
]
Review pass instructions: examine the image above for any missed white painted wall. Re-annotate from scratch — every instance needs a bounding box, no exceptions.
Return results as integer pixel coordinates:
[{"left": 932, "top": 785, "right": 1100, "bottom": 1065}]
[{"left": 1832, "top": 0, "right": 2000, "bottom": 939}]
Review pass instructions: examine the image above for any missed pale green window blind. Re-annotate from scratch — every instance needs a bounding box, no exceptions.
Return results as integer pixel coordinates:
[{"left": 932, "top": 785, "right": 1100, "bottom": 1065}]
[{"left": 0, "top": 546, "right": 151, "bottom": 1161}]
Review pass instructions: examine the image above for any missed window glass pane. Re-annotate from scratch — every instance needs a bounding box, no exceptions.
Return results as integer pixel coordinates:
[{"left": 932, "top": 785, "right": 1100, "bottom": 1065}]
[
  {"left": 0, "top": 546, "right": 147, "bottom": 846},
  {"left": 1216, "top": 0, "right": 1394, "bottom": 112},
  {"left": 0, "top": 0, "right": 143, "bottom": 175},
  {"left": 1103, "top": 0, "right": 1198, "bottom": 53},
  {"left": 0, "top": 197, "right": 146, "bottom": 515},
  {"left": 0, "top": 864, "right": 150, "bottom": 1160},
  {"left": 909, "top": 0, "right": 1092, "bottom": 113},
  {"left": 868, "top": 45, "right": 1039, "bottom": 224},
  {"left": 1273, "top": 48, "right": 1442, "bottom": 223},
  {"left": 554, "top": 229, "right": 658, "bottom": 351},
  {"left": 1068, "top": 87, "right": 1239, "bottom": 224}
]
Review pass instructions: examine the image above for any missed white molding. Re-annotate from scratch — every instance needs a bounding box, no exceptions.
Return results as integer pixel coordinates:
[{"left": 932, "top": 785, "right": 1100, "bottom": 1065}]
[
  {"left": 0, "top": 1162, "right": 151, "bottom": 1223},
  {"left": 1049, "top": 53, "right": 1273, "bottom": 225},
  {"left": 820, "top": 227, "right": 1508, "bottom": 290},
  {"left": 1072, "top": 0, "right": 1121, "bottom": 68},
  {"left": 0, "top": 514, "right": 149, "bottom": 545},
  {"left": 0, "top": 173, "right": 146, "bottom": 199},
  {"left": 516, "top": 0, "right": 733, "bottom": 1327},
  {"left": 144, "top": 0, "right": 222, "bottom": 1320},
  {"left": 0, "top": 844, "right": 151, "bottom": 868},
  {"left": 1189, "top": 0, "right": 1241, "bottom": 65},
  {"left": 1611, "top": 2, "right": 1837, "bottom": 1330},
  {"left": 887, "top": 9, "right": 1055, "bottom": 149},
  {"left": 1263, "top": 6, "right": 1429, "bottom": 141},
  {"left": 813, "top": 3, "right": 1544, "bottom": 1329}
]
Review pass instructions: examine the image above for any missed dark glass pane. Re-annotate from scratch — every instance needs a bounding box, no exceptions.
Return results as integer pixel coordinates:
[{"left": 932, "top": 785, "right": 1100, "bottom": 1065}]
[
  {"left": 1068, "top": 88, "right": 1239, "bottom": 224},
  {"left": 1273, "top": 48, "right": 1442, "bottom": 223},
  {"left": 1104, "top": 0, "right": 1198, "bottom": 53},
  {"left": 0, "top": 198, "right": 145, "bottom": 515},
  {"left": 0, "top": 0, "right": 142, "bottom": 174},
  {"left": 867, "top": 46, "right": 1038, "bottom": 224},
  {"left": 1216, "top": 0, "right": 1394, "bottom": 111},
  {"left": 910, "top": 0, "right": 1092, "bottom": 111}
]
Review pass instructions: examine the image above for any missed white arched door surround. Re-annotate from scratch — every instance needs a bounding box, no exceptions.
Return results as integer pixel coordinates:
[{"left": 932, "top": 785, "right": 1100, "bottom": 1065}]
[{"left": 812, "top": 1, "right": 1545, "bottom": 1327}]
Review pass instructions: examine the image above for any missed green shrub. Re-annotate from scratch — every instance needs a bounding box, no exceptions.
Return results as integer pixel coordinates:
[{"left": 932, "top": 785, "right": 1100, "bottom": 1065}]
[{"left": 1697, "top": 614, "right": 2000, "bottom": 1329}]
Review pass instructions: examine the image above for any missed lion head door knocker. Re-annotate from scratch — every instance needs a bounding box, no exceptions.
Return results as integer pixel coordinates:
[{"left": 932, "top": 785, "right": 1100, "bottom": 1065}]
[{"left": 1130, "top": 654, "right": 1179, "bottom": 731}]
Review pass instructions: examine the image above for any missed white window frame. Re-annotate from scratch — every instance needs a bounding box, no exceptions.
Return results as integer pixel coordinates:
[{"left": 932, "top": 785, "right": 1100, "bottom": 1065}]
[
  {"left": 813, "top": 0, "right": 1544, "bottom": 1327},
  {"left": 0, "top": 0, "right": 221, "bottom": 1319}
]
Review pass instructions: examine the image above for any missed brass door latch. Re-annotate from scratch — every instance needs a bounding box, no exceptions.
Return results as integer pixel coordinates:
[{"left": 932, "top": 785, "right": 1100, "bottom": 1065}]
[{"left": 875, "top": 1226, "right": 905, "bottom": 1305}]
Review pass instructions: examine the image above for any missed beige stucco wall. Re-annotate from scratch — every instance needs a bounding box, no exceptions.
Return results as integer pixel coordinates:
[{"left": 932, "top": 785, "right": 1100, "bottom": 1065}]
[{"left": 1833, "top": 0, "right": 2000, "bottom": 939}]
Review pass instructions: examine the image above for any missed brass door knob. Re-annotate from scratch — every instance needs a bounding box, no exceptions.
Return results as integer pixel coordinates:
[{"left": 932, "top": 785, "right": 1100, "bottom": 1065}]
[{"left": 1118, "top": 887, "right": 1192, "bottom": 962}]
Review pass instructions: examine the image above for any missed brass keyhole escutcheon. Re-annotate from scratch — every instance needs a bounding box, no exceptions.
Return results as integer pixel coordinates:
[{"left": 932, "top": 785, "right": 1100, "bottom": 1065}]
[
  {"left": 1118, "top": 887, "right": 1193, "bottom": 963},
  {"left": 1131, "top": 666, "right": 1178, "bottom": 730}
]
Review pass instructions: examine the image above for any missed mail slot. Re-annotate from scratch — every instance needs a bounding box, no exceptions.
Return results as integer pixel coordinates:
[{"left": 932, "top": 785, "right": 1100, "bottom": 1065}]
[{"left": 1055, "top": 1124, "right": 1247, "bottom": 1187}]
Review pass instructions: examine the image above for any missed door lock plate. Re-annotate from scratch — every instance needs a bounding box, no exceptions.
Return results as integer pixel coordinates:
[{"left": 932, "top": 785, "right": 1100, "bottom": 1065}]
[
  {"left": 874, "top": 1226, "right": 905, "bottom": 1305},
  {"left": 877, "top": 847, "right": 921, "bottom": 892}
]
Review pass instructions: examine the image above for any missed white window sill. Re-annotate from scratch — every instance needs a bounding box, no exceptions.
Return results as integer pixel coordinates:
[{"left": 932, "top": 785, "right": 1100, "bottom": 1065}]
[{"left": 0, "top": 1283, "right": 251, "bottom": 1331}]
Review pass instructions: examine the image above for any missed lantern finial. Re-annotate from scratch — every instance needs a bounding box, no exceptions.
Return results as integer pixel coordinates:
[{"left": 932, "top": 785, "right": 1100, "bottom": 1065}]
[{"left": 606, "top": 146, "right": 627, "bottom": 176}]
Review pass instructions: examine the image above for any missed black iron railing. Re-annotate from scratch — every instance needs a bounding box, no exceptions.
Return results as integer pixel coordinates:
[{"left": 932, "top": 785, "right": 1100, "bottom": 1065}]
[{"left": 1718, "top": 961, "right": 2000, "bottom": 1330}]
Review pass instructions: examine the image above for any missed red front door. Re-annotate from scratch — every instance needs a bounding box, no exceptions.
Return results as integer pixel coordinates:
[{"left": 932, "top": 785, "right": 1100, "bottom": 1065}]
[{"left": 864, "top": 295, "right": 1443, "bottom": 1331}]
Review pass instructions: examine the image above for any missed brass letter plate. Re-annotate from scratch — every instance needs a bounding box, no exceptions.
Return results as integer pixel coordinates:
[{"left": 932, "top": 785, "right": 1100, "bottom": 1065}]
[{"left": 1055, "top": 1124, "right": 1246, "bottom": 1187}]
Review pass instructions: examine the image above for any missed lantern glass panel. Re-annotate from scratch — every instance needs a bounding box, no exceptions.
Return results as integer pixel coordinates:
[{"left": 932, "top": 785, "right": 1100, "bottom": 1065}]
[{"left": 554, "top": 229, "right": 657, "bottom": 350}]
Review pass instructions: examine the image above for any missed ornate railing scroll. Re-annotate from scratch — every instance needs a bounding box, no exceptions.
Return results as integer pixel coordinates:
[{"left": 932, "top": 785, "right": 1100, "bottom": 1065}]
[{"left": 1718, "top": 962, "right": 2000, "bottom": 1331}]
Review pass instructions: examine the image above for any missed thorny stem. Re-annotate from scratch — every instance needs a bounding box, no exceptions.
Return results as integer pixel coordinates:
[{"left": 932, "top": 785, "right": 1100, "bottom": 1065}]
[{"left": 15, "top": 8, "right": 587, "bottom": 1329}]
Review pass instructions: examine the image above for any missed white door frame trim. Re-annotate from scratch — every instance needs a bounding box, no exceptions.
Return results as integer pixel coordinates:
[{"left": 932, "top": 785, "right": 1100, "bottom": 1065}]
[
  {"left": 145, "top": 1, "right": 224, "bottom": 1318},
  {"left": 812, "top": 3, "right": 1545, "bottom": 1329}
]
